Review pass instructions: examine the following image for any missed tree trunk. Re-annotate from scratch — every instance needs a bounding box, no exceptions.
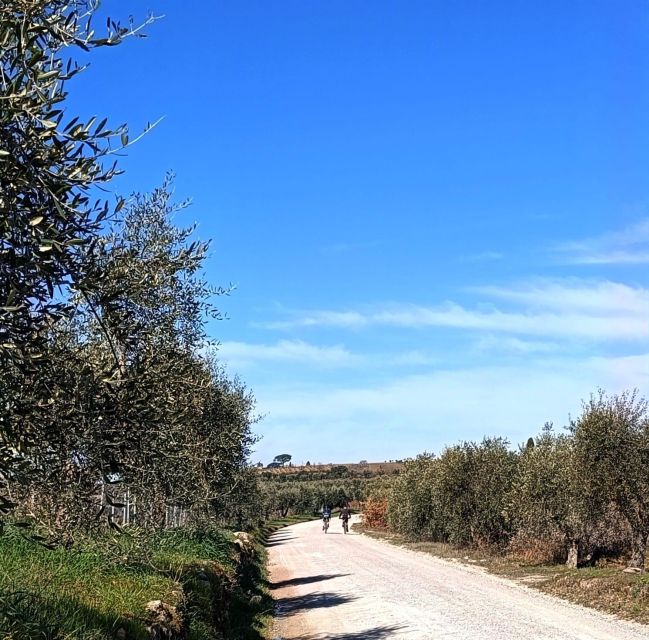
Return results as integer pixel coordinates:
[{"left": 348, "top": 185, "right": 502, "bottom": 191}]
[
  {"left": 628, "top": 530, "right": 647, "bottom": 571},
  {"left": 566, "top": 539, "right": 579, "bottom": 568}
]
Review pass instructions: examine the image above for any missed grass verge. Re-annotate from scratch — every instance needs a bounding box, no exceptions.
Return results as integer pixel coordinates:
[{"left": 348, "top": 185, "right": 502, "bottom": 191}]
[
  {"left": 0, "top": 526, "right": 270, "bottom": 639},
  {"left": 354, "top": 523, "right": 649, "bottom": 625}
]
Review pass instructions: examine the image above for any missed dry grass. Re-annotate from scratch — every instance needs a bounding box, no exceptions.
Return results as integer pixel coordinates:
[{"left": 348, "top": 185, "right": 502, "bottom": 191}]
[{"left": 543, "top": 570, "right": 649, "bottom": 625}]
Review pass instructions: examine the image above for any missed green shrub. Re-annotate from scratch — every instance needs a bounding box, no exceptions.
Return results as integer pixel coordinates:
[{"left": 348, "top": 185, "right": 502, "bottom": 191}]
[{"left": 388, "top": 455, "right": 446, "bottom": 541}]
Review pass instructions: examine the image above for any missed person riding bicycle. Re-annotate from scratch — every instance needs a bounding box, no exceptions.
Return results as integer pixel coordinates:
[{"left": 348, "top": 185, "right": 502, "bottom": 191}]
[
  {"left": 322, "top": 505, "right": 331, "bottom": 531},
  {"left": 339, "top": 506, "right": 351, "bottom": 533}
]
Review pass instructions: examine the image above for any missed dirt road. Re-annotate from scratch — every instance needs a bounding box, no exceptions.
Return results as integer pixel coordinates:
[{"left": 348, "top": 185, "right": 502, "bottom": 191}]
[{"left": 268, "top": 517, "right": 649, "bottom": 640}]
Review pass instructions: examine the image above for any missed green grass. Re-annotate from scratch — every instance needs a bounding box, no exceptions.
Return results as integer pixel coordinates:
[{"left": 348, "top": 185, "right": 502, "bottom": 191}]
[
  {"left": 0, "top": 516, "right": 320, "bottom": 640},
  {"left": 0, "top": 532, "right": 172, "bottom": 639},
  {"left": 0, "top": 526, "right": 262, "bottom": 640},
  {"left": 0, "top": 516, "right": 324, "bottom": 640}
]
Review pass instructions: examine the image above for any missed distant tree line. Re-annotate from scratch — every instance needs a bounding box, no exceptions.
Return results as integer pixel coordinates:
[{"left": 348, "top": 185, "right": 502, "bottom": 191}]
[
  {"left": 258, "top": 464, "right": 398, "bottom": 482},
  {"left": 261, "top": 479, "right": 367, "bottom": 518},
  {"left": 364, "top": 390, "right": 649, "bottom": 570}
]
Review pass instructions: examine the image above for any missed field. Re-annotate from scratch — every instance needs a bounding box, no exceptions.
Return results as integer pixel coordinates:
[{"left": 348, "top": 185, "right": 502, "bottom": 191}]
[{"left": 259, "top": 461, "right": 405, "bottom": 476}]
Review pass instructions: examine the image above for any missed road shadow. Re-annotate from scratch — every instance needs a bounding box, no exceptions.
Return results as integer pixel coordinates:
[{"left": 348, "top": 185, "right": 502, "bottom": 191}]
[
  {"left": 269, "top": 573, "right": 350, "bottom": 590},
  {"left": 267, "top": 532, "right": 293, "bottom": 540},
  {"left": 274, "top": 592, "right": 357, "bottom": 617},
  {"left": 265, "top": 534, "right": 296, "bottom": 547},
  {"left": 298, "top": 624, "right": 407, "bottom": 639}
]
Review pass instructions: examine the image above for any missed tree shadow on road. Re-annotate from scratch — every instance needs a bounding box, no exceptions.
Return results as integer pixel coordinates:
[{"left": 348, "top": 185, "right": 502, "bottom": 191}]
[
  {"left": 265, "top": 534, "right": 296, "bottom": 547},
  {"left": 267, "top": 531, "right": 293, "bottom": 539},
  {"left": 298, "top": 624, "right": 407, "bottom": 639},
  {"left": 274, "top": 592, "right": 357, "bottom": 617},
  {"left": 269, "top": 573, "right": 350, "bottom": 590}
]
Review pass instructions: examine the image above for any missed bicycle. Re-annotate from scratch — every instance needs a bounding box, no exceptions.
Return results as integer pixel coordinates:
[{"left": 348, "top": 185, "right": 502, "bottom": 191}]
[
  {"left": 322, "top": 517, "right": 330, "bottom": 533},
  {"left": 342, "top": 518, "right": 349, "bottom": 534}
]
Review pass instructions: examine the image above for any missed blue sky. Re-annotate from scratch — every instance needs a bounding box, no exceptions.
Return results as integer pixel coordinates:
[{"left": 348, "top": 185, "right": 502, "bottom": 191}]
[{"left": 75, "top": 1, "right": 648, "bottom": 464}]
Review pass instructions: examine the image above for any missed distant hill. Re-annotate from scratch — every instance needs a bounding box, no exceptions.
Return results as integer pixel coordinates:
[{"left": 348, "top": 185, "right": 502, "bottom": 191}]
[{"left": 257, "top": 461, "right": 405, "bottom": 479}]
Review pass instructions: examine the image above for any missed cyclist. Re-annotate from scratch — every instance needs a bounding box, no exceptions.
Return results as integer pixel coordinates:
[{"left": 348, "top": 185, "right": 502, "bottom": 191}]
[
  {"left": 339, "top": 505, "right": 351, "bottom": 534},
  {"left": 322, "top": 505, "right": 331, "bottom": 533}
]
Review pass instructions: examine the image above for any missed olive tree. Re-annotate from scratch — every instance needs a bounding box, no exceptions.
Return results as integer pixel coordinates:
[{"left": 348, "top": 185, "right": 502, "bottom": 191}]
[
  {"left": 71, "top": 180, "right": 251, "bottom": 528},
  {"left": 388, "top": 454, "right": 445, "bottom": 540},
  {"left": 509, "top": 425, "right": 593, "bottom": 566},
  {"left": 436, "top": 438, "right": 517, "bottom": 547},
  {"left": 0, "top": 0, "right": 153, "bottom": 519},
  {"left": 12, "top": 179, "right": 259, "bottom": 538},
  {"left": 571, "top": 390, "right": 649, "bottom": 570}
]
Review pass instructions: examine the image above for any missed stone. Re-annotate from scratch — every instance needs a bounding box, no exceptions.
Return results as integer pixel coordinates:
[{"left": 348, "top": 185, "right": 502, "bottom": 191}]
[
  {"left": 145, "top": 600, "right": 187, "bottom": 640},
  {"left": 233, "top": 531, "right": 255, "bottom": 562}
]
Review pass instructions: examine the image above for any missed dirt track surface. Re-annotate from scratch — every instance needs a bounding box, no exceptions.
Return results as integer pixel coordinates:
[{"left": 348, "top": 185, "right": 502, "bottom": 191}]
[{"left": 268, "top": 516, "right": 649, "bottom": 640}]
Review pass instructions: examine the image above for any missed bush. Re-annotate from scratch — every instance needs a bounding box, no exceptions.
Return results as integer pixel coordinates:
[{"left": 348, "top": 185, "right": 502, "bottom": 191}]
[
  {"left": 509, "top": 530, "right": 568, "bottom": 564},
  {"left": 388, "top": 455, "right": 446, "bottom": 541},
  {"left": 435, "top": 438, "right": 517, "bottom": 547},
  {"left": 508, "top": 426, "right": 581, "bottom": 562},
  {"left": 571, "top": 390, "right": 649, "bottom": 569},
  {"left": 363, "top": 497, "right": 389, "bottom": 529}
]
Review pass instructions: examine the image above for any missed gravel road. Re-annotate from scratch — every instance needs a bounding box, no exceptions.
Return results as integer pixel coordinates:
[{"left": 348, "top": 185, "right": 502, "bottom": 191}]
[{"left": 268, "top": 516, "right": 649, "bottom": 640}]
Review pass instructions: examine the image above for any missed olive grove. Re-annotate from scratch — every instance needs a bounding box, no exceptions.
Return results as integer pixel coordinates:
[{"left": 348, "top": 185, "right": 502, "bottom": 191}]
[{"left": 366, "top": 391, "right": 649, "bottom": 570}]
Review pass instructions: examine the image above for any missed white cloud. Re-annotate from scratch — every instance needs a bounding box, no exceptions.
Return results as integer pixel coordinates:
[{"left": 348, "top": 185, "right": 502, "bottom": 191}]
[
  {"left": 472, "top": 279, "right": 649, "bottom": 315},
  {"left": 259, "top": 311, "right": 367, "bottom": 331},
  {"left": 556, "top": 218, "right": 649, "bottom": 265},
  {"left": 474, "top": 335, "right": 559, "bottom": 354},
  {"left": 253, "top": 353, "right": 649, "bottom": 462},
  {"left": 217, "top": 340, "right": 359, "bottom": 369},
  {"left": 257, "top": 279, "right": 649, "bottom": 342},
  {"left": 217, "top": 340, "right": 443, "bottom": 370},
  {"left": 570, "top": 251, "right": 649, "bottom": 265},
  {"left": 390, "top": 350, "right": 440, "bottom": 366}
]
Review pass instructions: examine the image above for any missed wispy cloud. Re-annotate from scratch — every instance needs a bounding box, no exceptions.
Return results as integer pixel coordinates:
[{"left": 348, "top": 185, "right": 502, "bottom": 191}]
[
  {"left": 555, "top": 218, "right": 649, "bottom": 265},
  {"left": 474, "top": 335, "right": 559, "bottom": 354},
  {"left": 259, "top": 310, "right": 366, "bottom": 331},
  {"left": 390, "top": 350, "right": 440, "bottom": 366},
  {"left": 217, "top": 340, "right": 441, "bottom": 370},
  {"left": 253, "top": 353, "right": 649, "bottom": 462},
  {"left": 472, "top": 279, "right": 649, "bottom": 315},
  {"left": 217, "top": 340, "right": 359, "bottom": 369},
  {"left": 257, "top": 279, "right": 649, "bottom": 342}
]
